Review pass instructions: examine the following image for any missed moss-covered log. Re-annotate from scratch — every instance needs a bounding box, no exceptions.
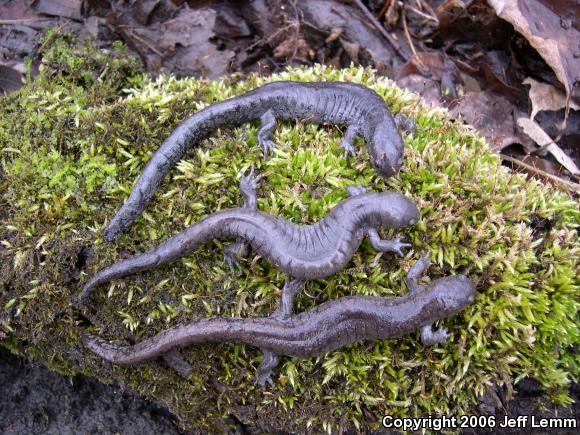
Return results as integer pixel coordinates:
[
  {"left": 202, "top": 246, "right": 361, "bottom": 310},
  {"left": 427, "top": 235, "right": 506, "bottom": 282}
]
[{"left": 0, "top": 34, "right": 578, "bottom": 431}]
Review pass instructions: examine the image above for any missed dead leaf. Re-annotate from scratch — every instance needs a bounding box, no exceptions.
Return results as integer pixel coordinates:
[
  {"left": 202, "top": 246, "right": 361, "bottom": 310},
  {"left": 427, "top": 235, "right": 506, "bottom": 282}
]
[
  {"left": 298, "top": 0, "right": 408, "bottom": 74},
  {"left": 239, "top": 0, "right": 279, "bottom": 38},
  {"left": 517, "top": 117, "right": 580, "bottom": 175},
  {"left": 0, "top": 0, "right": 37, "bottom": 20},
  {"left": 449, "top": 90, "right": 531, "bottom": 151},
  {"left": 273, "top": 37, "right": 309, "bottom": 59},
  {"left": 213, "top": 4, "right": 252, "bottom": 39},
  {"left": 396, "top": 52, "right": 463, "bottom": 106},
  {"left": 32, "top": 0, "right": 84, "bottom": 21},
  {"left": 340, "top": 39, "right": 360, "bottom": 63},
  {"left": 523, "top": 77, "right": 580, "bottom": 120},
  {"left": 489, "top": 0, "right": 580, "bottom": 106},
  {"left": 133, "top": 0, "right": 162, "bottom": 26},
  {"left": 501, "top": 152, "right": 580, "bottom": 193},
  {"left": 325, "top": 27, "right": 342, "bottom": 44},
  {"left": 111, "top": 7, "right": 234, "bottom": 78},
  {"left": 0, "top": 64, "right": 23, "bottom": 94},
  {"left": 502, "top": 146, "right": 566, "bottom": 180},
  {"left": 0, "top": 24, "right": 41, "bottom": 55}
]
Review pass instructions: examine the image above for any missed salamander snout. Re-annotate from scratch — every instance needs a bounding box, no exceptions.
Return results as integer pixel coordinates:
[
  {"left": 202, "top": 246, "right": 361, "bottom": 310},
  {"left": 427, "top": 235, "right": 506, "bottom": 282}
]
[
  {"left": 373, "top": 155, "right": 403, "bottom": 177},
  {"left": 428, "top": 275, "right": 477, "bottom": 316},
  {"left": 401, "top": 200, "right": 420, "bottom": 227},
  {"left": 376, "top": 194, "right": 420, "bottom": 228}
]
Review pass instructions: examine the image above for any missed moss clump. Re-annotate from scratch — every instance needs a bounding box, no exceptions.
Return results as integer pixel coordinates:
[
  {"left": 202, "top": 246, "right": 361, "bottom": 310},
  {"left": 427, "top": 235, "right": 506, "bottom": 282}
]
[{"left": 0, "top": 35, "right": 578, "bottom": 431}]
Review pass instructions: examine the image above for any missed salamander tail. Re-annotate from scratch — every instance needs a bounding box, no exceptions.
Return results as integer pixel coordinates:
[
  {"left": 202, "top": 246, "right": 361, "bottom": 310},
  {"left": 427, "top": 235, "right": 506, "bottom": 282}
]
[{"left": 83, "top": 333, "right": 123, "bottom": 363}]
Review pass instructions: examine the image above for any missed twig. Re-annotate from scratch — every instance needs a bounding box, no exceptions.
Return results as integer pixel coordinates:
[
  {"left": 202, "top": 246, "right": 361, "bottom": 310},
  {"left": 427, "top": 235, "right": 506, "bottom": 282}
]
[
  {"left": 500, "top": 154, "right": 580, "bottom": 194},
  {"left": 416, "top": 0, "right": 439, "bottom": 21},
  {"left": 36, "top": 21, "right": 69, "bottom": 55},
  {"left": 376, "top": 0, "right": 393, "bottom": 19},
  {"left": 117, "top": 25, "right": 164, "bottom": 56},
  {"left": 405, "top": 4, "right": 439, "bottom": 23},
  {"left": 401, "top": 6, "right": 427, "bottom": 71},
  {"left": 401, "top": 7, "right": 418, "bottom": 58},
  {"left": 352, "top": 0, "right": 408, "bottom": 61},
  {"left": 289, "top": 0, "right": 301, "bottom": 60},
  {"left": 0, "top": 18, "right": 52, "bottom": 24},
  {"left": 246, "top": 24, "right": 297, "bottom": 52}
]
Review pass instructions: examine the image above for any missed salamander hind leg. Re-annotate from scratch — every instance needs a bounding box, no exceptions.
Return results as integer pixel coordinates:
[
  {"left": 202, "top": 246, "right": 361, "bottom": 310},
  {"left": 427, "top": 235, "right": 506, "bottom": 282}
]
[
  {"left": 256, "top": 350, "right": 279, "bottom": 386},
  {"left": 420, "top": 324, "right": 450, "bottom": 345},
  {"left": 346, "top": 184, "right": 367, "bottom": 197},
  {"left": 161, "top": 349, "right": 193, "bottom": 377},
  {"left": 340, "top": 124, "right": 358, "bottom": 158},
  {"left": 258, "top": 110, "right": 277, "bottom": 158},
  {"left": 272, "top": 278, "right": 305, "bottom": 320},
  {"left": 368, "top": 228, "right": 412, "bottom": 256},
  {"left": 239, "top": 165, "right": 261, "bottom": 210},
  {"left": 224, "top": 241, "right": 247, "bottom": 274},
  {"left": 255, "top": 279, "right": 305, "bottom": 386},
  {"left": 224, "top": 167, "right": 261, "bottom": 274}
]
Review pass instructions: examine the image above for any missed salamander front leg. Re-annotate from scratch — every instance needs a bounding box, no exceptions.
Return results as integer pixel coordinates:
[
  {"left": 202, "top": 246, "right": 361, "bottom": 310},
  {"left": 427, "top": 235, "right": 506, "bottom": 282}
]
[
  {"left": 161, "top": 349, "right": 192, "bottom": 377},
  {"left": 406, "top": 250, "right": 431, "bottom": 294},
  {"left": 224, "top": 167, "right": 260, "bottom": 274},
  {"left": 346, "top": 184, "right": 367, "bottom": 197},
  {"left": 407, "top": 251, "right": 450, "bottom": 345},
  {"left": 256, "top": 279, "right": 305, "bottom": 386},
  {"left": 420, "top": 324, "right": 450, "bottom": 345},
  {"left": 394, "top": 113, "right": 417, "bottom": 134},
  {"left": 368, "top": 228, "right": 412, "bottom": 256},
  {"left": 340, "top": 124, "right": 358, "bottom": 158},
  {"left": 258, "top": 110, "right": 276, "bottom": 158}
]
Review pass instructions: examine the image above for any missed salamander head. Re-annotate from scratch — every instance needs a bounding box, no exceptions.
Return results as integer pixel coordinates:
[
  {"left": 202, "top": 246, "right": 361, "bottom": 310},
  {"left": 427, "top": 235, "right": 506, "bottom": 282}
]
[
  {"left": 370, "top": 122, "right": 405, "bottom": 177},
  {"left": 375, "top": 193, "right": 420, "bottom": 228},
  {"left": 424, "top": 275, "right": 477, "bottom": 318}
]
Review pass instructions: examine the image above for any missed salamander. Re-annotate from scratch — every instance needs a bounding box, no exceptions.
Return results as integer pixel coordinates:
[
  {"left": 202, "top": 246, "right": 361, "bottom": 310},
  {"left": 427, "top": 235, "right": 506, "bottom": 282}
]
[
  {"left": 103, "top": 81, "right": 405, "bottom": 242},
  {"left": 83, "top": 252, "right": 477, "bottom": 385},
  {"left": 79, "top": 169, "right": 419, "bottom": 306}
]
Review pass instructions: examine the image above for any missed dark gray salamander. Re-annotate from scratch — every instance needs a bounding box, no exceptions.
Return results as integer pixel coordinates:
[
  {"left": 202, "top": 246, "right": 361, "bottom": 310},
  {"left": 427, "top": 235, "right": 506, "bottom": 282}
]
[
  {"left": 83, "top": 252, "right": 477, "bottom": 385},
  {"left": 103, "top": 81, "right": 404, "bottom": 242},
  {"left": 80, "top": 171, "right": 419, "bottom": 305}
]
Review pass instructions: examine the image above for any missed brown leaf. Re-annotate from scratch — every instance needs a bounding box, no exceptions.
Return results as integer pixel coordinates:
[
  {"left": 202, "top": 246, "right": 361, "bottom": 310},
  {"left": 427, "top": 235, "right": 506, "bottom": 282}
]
[
  {"left": 523, "top": 77, "right": 580, "bottom": 120},
  {"left": 0, "top": 64, "right": 23, "bottom": 95},
  {"left": 449, "top": 90, "right": 532, "bottom": 152},
  {"left": 489, "top": 0, "right": 580, "bottom": 105},
  {"left": 0, "top": 1, "right": 38, "bottom": 20},
  {"left": 517, "top": 117, "right": 579, "bottom": 175},
  {"left": 273, "top": 37, "right": 309, "bottom": 60},
  {"left": 340, "top": 39, "right": 360, "bottom": 63},
  {"left": 396, "top": 52, "right": 462, "bottom": 106},
  {"left": 213, "top": 4, "right": 252, "bottom": 39},
  {"left": 297, "top": 0, "right": 407, "bottom": 74},
  {"left": 133, "top": 0, "right": 161, "bottom": 26},
  {"left": 32, "top": 0, "right": 84, "bottom": 21},
  {"left": 0, "top": 24, "right": 41, "bottom": 56},
  {"left": 111, "top": 7, "right": 234, "bottom": 78}
]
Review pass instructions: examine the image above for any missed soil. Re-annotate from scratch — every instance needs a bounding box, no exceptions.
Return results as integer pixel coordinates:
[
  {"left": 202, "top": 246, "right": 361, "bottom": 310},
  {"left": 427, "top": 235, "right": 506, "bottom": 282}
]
[
  {"left": 1, "top": 346, "right": 577, "bottom": 433},
  {"left": 0, "top": 347, "right": 181, "bottom": 435}
]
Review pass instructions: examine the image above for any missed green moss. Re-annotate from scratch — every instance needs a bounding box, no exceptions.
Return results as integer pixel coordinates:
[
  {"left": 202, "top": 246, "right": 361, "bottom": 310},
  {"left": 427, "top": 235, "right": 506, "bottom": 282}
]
[{"left": 0, "top": 34, "right": 578, "bottom": 431}]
